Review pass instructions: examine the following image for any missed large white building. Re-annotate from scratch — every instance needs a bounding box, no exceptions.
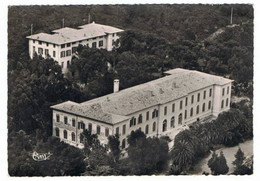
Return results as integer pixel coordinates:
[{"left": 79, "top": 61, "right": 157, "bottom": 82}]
[
  {"left": 26, "top": 22, "right": 124, "bottom": 72},
  {"left": 51, "top": 68, "right": 233, "bottom": 150}
]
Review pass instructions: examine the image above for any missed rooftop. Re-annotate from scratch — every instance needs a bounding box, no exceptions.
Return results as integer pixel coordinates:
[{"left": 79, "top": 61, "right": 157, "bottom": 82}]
[
  {"left": 26, "top": 22, "right": 124, "bottom": 45},
  {"left": 51, "top": 68, "right": 233, "bottom": 125}
]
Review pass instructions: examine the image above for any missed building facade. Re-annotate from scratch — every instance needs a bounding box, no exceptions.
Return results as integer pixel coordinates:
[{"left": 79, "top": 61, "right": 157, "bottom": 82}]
[
  {"left": 26, "top": 22, "right": 124, "bottom": 72},
  {"left": 51, "top": 68, "right": 233, "bottom": 150}
]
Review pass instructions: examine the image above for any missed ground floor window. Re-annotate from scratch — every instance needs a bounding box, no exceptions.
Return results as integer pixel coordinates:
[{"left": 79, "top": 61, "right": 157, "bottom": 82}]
[
  {"left": 178, "top": 113, "right": 182, "bottom": 125},
  {"left": 153, "top": 122, "right": 156, "bottom": 132},
  {"left": 162, "top": 119, "right": 167, "bottom": 132},
  {"left": 63, "top": 130, "right": 67, "bottom": 139},
  {"left": 71, "top": 132, "right": 75, "bottom": 141},
  {"left": 145, "top": 125, "right": 149, "bottom": 134},
  {"left": 55, "top": 128, "right": 59, "bottom": 137},
  {"left": 171, "top": 116, "right": 175, "bottom": 128}
]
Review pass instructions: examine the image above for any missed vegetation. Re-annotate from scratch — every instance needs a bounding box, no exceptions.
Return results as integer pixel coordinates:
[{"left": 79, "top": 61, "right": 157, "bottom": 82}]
[
  {"left": 232, "top": 148, "right": 253, "bottom": 175},
  {"left": 208, "top": 151, "right": 229, "bottom": 175},
  {"left": 169, "top": 109, "right": 253, "bottom": 174},
  {"left": 8, "top": 4, "right": 253, "bottom": 176}
]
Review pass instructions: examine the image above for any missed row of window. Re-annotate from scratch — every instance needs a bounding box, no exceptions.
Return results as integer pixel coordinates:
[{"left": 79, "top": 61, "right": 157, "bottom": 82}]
[
  {"left": 129, "top": 109, "right": 159, "bottom": 127},
  {"left": 221, "top": 98, "right": 229, "bottom": 109},
  {"left": 34, "top": 47, "right": 56, "bottom": 58},
  {"left": 33, "top": 40, "right": 56, "bottom": 48},
  {"left": 164, "top": 89, "right": 213, "bottom": 116},
  {"left": 222, "top": 86, "right": 230, "bottom": 96},
  {"left": 55, "top": 128, "right": 76, "bottom": 141},
  {"left": 60, "top": 50, "right": 71, "bottom": 58},
  {"left": 55, "top": 114, "right": 110, "bottom": 136}
]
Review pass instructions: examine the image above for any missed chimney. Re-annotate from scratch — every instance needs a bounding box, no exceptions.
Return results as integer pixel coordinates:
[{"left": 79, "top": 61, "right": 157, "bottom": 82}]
[{"left": 114, "top": 79, "right": 119, "bottom": 93}]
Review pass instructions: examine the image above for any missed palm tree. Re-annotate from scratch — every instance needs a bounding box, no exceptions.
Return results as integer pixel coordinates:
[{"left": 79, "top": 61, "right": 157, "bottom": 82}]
[{"left": 171, "top": 140, "right": 195, "bottom": 172}]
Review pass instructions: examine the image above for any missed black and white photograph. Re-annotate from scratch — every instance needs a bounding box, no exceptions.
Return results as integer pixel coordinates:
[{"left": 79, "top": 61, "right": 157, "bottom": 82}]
[{"left": 1, "top": 0, "right": 258, "bottom": 179}]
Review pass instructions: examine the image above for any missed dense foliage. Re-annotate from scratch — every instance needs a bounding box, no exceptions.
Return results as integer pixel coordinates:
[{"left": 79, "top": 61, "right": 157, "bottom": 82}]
[{"left": 169, "top": 109, "right": 253, "bottom": 174}]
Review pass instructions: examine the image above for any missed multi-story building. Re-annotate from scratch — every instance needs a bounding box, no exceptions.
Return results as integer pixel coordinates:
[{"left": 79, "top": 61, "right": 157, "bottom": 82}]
[
  {"left": 26, "top": 22, "right": 124, "bottom": 72},
  {"left": 51, "top": 68, "right": 233, "bottom": 150}
]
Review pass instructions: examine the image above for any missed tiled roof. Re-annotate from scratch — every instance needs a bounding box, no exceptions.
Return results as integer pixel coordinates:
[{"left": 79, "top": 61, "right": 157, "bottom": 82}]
[
  {"left": 51, "top": 68, "right": 233, "bottom": 124},
  {"left": 26, "top": 22, "right": 124, "bottom": 45}
]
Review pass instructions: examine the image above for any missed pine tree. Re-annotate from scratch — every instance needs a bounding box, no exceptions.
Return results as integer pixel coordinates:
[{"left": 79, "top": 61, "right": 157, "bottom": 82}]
[
  {"left": 208, "top": 151, "right": 229, "bottom": 175},
  {"left": 233, "top": 148, "right": 245, "bottom": 169}
]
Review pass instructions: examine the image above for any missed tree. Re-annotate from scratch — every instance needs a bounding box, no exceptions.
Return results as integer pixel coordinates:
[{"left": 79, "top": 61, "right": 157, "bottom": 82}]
[
  {"left": 208, "top": 151, "right": 229, "bottom": 175},
  {"left": 125, "top": 130, "right": 169, "bottom": 175},
  {"left": 108, "top": 134, "right": 121, "bottom": 163},
  {"left": 232, "top": 148, "right": 252, "bottom": 175}
]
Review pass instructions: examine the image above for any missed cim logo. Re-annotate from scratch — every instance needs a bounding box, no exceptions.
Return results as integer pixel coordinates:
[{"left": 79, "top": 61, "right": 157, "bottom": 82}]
[{"left": 30, "top": 151, "right": 53, "bottom": 161}]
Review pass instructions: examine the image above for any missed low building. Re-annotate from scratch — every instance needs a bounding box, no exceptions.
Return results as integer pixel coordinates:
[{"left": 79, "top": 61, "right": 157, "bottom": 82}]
[
  {"left": 26, "top": 22, "right": 124, "bottom": 72},
  {"left": 50, "top": 68, "right": 233, "bottom": 149}
]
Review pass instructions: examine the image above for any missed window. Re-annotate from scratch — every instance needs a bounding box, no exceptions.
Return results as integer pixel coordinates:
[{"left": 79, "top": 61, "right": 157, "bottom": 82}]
[
  {"left": 92, "top": 42, "right": 97, "bottom": 48},
  {"left": 162, "top": 119, "right": 167, "bottom": 132},
  {"left": 61, "top": 62, "right": 64, "bottom": 68},
  {"left": 33, "top": 40, "right": 35, "bottom": 43},
  {"left": 116, "top": 127, "right": 119, "bottom": 135},
  {"left": 190, "top": 108, "right": 193, "bottom": 117},
  {"left": 202, "top": 103, "right": 205, "bottom": 112},
  {"left": 38, "top": 48, "right": 43, "bottom": 54},
  {"left": 164, "top": 106, "right": 167, "bottom": 115},
  {"left": 55, "top": 128, "right": 60, "bottom": 137},
  {"left": 72, "top": 119, "right": 75, "bottom": 127},
  {"left": 71, "top": 132, "right": 75, "bottom": 141},
  {"left": 112, "top": 33, "right": 115, "bottom": 37},
  {"left": 72, "top": 42, "right": 76, "bottom": 45},
  {"left": 197, "top": 93, "right": 200, "bottom": 102},
  {"left": 184, "top": 110, "right": 187, "bottom": 119},
  {"left": 185, "top": 97, "right": 188, "bottom": 106},
  {"left": 80, "top": 134, "right": 84, "bottom": 143},
  {"left": 60, "top": 51, "right": 65, "bottom": 58},
  {"left": 78, "top": 122, "right": 85, "bottom": 130},
  {"left": 178, "top": 114, "right": 183, "bottom": 125},
  {"left": 191, "top": 95, "right": 194, "bottom": 104},
  {"left": 46, "top": 43, "right": 49, "bottom": 47},
  {"left": 226, "top": 98, "right": 229, "bottom": 107},
  {"left": 203, "top": 90, "right": 206, "bottom": 99},
  {"left": 88, "top": 123, "right": 92, "bottom": 132},
  {"left": 97, "top": 125, "right": 101, "bottom": 135},
  {"left": 39, "top": 41, "right": 42, "bottom": 45},
  {"left": 33, "top": 46, "right": 35, "bottom": 53},
  {"left": 221, "top": 100, "right": 224, "bottom": 109},
  {"left": 145, "top": 125, "right": 149, "bottom": 134},
  {"left": 67, "top": 43, "right": 71, "bottom": 47},
  {"left": 227, "top": 86, "right": 230, "bottom": 94},
  {"left": 63, "top": 130, "right": 67, "bottom": 139},
  {"left": 45, "top": 49, "right": 49, "bottom": 55},
  {"left": 209, "top": 88, "right": 212, "bottom": 97},
  {"left": 130, "top": 117, "right": 135, "bottom": 127},
  {"left": 222, "top": 88, "right": 225, "bottom": 96},
  {"left": 53, "top": 51, "right": 56, "bottom": 57},
  {"left": 208, "top": 101, "right": 211, "bottom": 110},
  {"left": 171, "top": 116, "right": 175, "bottom": 128},
  {"left": 146, "top": 111, "right": 149, "bottom": 121},
  {"left": 79, "top": 41, "right": 82, "bottom": 43},
  {"left": 67, "top": 60, "right": 70, "bottom": 67},
  {"left": 72, "top": 47, "right": 77, "bottom": 54},
  {"left": 64, "top": 116, "right": 68, "bottom": 124},
  {"left": 156, "top": 110, "right": 159, "bottom": 117},
  {"left": 61, "top": 44, "right": 65, "bottom": 48},
  {"left": 123, "top": 124, "right": 126, "bottom": 135},
  {"left": 99, "top": 40, "right": 103, "bottom": 47},
  {"left": 180, "top": 100, "right": 183, "bottom": 110},
  {"left": 56, "top": 114, "right": 60, "bottom": 122},
  {"left": 138, "top": 114, "right": 142, "bottom": 124},
  {"left": 66, "top": 50, "right": 71, "bottom": 56},
  {"left": 105, "top": 128, "right": 109, "bottom": 137},
  {"left": 172, "top": 103, "right": 175, "bottom": 112},
  {"left": 153, "top": 122, "right": 156, "bottom": 132},
  {"left": 196, "top": 105, "right": 200, "bottom": 114},
  {"left": 122, "top": 139, "right": 126, "bottom": 149},
  {"left": 53, "top": 44, "right": 56, "bottom": 48},
  {"left": 152, "top": 109, "right": 156, "bottom": 118}
]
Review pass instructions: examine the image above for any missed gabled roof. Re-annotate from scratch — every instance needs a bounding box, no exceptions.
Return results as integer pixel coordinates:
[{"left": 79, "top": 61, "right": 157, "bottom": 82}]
[
  {"left": 26, "top": 22, "right": 124, "bottom": 45},
  {"left": 51, "top": 68, "right": 233, "bottom": 125}
]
